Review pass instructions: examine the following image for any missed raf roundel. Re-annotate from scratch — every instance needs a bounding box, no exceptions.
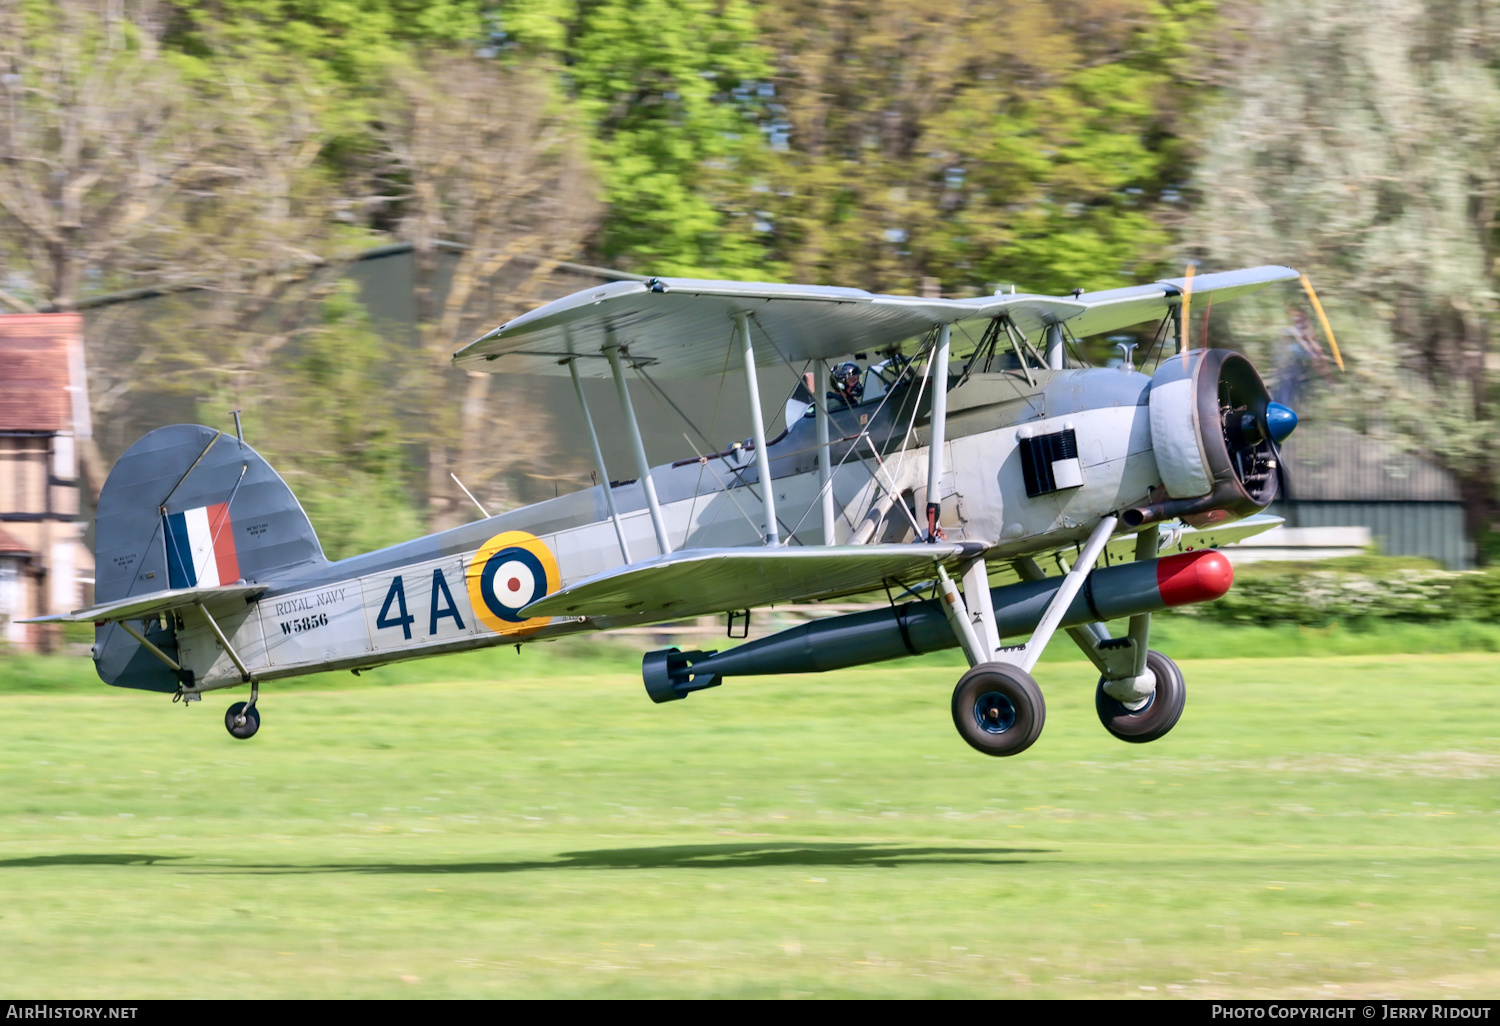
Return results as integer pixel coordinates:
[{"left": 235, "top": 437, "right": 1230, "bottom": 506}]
[{"left": 466, "top": 531, "right": 560, "bottom": 636}]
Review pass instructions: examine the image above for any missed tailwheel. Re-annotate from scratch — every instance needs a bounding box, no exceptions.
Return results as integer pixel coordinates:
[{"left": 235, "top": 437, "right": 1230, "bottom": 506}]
[
  {"left": 951, "top": 662, "right": 1046, "bottom": 757},
  {"left": 225, "top": 701, "right": 260, "bottom": 740},
  {"left": 1096, "top": 650, "right": 1185, "bottom": 744}
]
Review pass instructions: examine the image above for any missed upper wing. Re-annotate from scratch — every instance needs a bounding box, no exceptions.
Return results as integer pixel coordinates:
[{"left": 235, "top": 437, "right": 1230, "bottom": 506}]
[
  {"left": 521, "top": 542, "right": 980, "bottom": 621},
  {"left": 1039, "top": 266, "right": 1302, "bottom": 341},
  {"left": 453, "top": 267, "right": 1298, "bottom": 379},
  {"left": 452, "top": 278, "right": 1078, "bottom": 379},
  {"left": 23, "top": 583, "right": 266, "bottom": 624}
]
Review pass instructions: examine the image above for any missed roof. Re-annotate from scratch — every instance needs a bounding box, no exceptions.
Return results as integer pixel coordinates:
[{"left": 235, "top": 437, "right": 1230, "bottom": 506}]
[
  {"left": 1281, "top": 424, "right": 1460, "bottom": 502},
  {"left": 453, "top": 266, "right": 1299, "bottom": 379},
  {"left": 0, "top": 313, "right": 84, "bottom": 432},
  {"left": 0, "top": 525, "right": 33, "bottom": 557}
]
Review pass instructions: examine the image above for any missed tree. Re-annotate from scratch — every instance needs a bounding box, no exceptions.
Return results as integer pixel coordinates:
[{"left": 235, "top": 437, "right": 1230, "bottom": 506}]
[
  {"left": 158, "top": 0, "right": 488, "bottom": 91},
  {"left": 752, "top": 0, "right": 1209, "bottom": 295},
  {"left": 0, "top": 0, "right": 418, "bottom": 550},
  {"left": 1185, "top": 0, "right": 1500, "bottom": 561},
  {"left": 0, "top": 0, "right": 234, "bottom": 498},
  {"left": 220, "top": 284, "right": 425, "bottom": 560},
  {"left": 0, "top": 2, "right": 216, "bottom": 312},
  {"left": 379, "top": 53, "right": 600, "bottom": 530},
  {"left": 566, "top": 0, "right": 772, "bottom": 277}
]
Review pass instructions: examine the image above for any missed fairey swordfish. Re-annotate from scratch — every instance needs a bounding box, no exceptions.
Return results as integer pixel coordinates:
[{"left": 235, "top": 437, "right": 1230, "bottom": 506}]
[{"left": 31, "top": 265, "right": 1309, "bottom": 756}]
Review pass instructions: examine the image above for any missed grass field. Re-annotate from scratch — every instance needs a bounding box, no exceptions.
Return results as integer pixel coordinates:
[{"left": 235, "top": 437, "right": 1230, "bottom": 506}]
[{"left": 0, "top": 641, "right": 1497, "bottom": 998}]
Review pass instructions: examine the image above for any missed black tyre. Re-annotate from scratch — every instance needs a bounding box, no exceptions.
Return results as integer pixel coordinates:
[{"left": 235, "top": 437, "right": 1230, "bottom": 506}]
[
  {"left": 225, "top": 702, "right": 260, "bottom": 740},
  {"left": 1095, "top": 650, "right": 1185, "bottom": 744},
  {"left": 951, "top": 662, "right": 1046, "bottom": 757}
]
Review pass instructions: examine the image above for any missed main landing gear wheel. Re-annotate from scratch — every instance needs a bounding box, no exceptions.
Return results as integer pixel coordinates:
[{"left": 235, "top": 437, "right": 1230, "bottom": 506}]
[
  {"left": 1096, "top": 650, "right": 1185, "bottom": 744},
  {"left": 951, "top": 662, "right": 1046, "bottom": 757},
  {"left": 225, "top": 702, "right": 260, "bottom": 740}
]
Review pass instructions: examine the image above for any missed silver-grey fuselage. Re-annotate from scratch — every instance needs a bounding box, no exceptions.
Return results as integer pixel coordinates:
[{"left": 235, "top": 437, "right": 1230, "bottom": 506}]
[{"left": 177, "top": 366, "right": 1157, "bottom": 689}]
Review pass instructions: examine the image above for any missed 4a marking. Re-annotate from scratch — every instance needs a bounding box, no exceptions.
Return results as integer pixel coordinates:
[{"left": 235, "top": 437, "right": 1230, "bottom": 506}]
[{"left": 376, "top": 569, "right": 466, "bottom": 642}]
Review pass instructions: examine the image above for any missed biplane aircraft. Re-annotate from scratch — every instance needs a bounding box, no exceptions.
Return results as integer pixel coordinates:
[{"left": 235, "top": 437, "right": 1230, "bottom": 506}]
[{"left": 30, "top": 265, "right": 1312, "bottom": 756}]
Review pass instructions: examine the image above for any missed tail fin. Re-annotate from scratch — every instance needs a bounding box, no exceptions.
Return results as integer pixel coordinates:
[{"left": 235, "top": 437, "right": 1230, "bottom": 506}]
[{"left": 94, "top": 424, "right": 327, "bottom": 690}]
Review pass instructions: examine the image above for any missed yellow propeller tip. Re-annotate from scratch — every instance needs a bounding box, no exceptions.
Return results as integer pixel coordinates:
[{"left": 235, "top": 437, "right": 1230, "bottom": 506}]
[{"left": 1298, "top": 273, "right": 1344, "bottom": 372}]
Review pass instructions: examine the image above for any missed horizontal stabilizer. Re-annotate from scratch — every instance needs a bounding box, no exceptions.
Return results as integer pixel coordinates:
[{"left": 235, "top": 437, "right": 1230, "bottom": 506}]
[
  {"left": 522, "top": 543, "right": 979, "bottom": 621},
  {"left": 23, "top": 584, "right": 265, "bottom": 625}
]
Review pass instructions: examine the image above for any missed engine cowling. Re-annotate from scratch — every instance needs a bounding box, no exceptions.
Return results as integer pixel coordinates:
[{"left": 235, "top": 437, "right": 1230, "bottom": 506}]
[{"left": 1128, "top": 349, "right": 1281, "bottom": 527}]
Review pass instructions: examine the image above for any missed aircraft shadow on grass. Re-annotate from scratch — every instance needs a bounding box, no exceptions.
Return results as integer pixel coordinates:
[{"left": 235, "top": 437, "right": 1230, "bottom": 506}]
[
  {"left": 0, "top": 844, "right": 1053, "bottom": 875},
  {"left": 0, "top": 854, "right": 187, "bottom": 867}
]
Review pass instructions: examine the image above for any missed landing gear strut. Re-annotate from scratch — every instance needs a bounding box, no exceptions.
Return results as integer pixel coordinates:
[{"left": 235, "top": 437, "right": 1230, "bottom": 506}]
[
  {"left": 224, "top": 681, "right": 260, "bottom": 740},
  {"left": 940, "top": 515, "right": 1121, "bottom": 757},
  {"left": 1096, "top": 650, "right": 1185, "bottom": 743}
]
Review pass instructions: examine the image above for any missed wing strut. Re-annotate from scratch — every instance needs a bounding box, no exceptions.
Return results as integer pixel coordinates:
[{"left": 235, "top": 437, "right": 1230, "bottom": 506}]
[
  {"left": 733, "top": 312, "right": 778, "bottom": 546},
  {"left": 605, "top": 343, "right": 672, "bottom": 557},
  {"left": 924, "top": 323, "right": 951, "bottom": 541},
  {"left": 1044, "top": 322, "right": 1065, "bottom": 370},
  {"left": 117, "top": 619, "right": 182, "bottom": 673},
  {"left": 568, "top": 357, "right": 632, "bottom": 564},
  {"left": 815, "top": 360, "right": 835, "bottom": 545},
  {"left": 194, "top": 601, "right": 253, "bottom": 683},
  {"left": 1016, "top": 515, "right": 1118, "bottom": 672}
]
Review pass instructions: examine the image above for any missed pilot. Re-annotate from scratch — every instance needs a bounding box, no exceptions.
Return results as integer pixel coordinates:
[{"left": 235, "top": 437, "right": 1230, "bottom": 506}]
[{"left": 829, "top": 361, "right": 864, "bottom": 408}]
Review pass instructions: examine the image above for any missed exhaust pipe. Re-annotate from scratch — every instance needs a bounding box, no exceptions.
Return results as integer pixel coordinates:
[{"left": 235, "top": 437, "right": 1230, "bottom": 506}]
[
  {"left": 1122, "top": 492, "right": 1229, "bottom": 528},
  {"left": 644, "top": 549, "right": 1234, "bottom": 702}
]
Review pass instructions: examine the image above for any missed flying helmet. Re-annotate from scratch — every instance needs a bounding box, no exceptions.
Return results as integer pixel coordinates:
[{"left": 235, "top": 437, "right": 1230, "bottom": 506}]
[{"left": 830, "top": 361, "right": 864, "bottom": 405}]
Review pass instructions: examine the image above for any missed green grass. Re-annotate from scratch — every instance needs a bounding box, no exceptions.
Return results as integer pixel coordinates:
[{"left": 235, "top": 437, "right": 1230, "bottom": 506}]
[
  {"left": 0, "top": 645, "right": 1497, "bottom": 998},
  {"left": 9, "top": 614, "right": 1500, "bottom": 695}
]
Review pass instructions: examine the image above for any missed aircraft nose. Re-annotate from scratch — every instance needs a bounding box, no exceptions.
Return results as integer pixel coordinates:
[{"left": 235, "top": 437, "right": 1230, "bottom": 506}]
[{"left": 1266, "top": 401, "right": 1298, "bottom": 444}]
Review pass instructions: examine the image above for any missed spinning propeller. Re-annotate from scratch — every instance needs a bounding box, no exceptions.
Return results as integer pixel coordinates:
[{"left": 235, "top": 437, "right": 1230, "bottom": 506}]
[{"left": 1176, "top": 262, "right": 1341, "bottom": 507}]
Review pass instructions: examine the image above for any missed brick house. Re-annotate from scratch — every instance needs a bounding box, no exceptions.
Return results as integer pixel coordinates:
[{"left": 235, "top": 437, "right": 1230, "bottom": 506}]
[{"left": 0, "top": 313, "right": 95, "bottom": 650}]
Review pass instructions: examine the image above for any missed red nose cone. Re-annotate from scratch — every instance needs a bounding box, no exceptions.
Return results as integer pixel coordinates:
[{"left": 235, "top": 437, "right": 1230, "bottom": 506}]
[{"left": 1155, "top": 549, "right": 1234, "bottom": 606}]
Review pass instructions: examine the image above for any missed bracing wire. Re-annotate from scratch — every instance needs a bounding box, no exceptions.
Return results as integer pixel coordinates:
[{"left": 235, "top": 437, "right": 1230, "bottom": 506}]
[
  {"left": 1061, "top": 321, "right": 1091, "bottom": 368},
  {"left": 1141, "top": 313, "right": 1173, "bottom": 374},
  {"left": 679, "top": 432, "right": 772, "bottom": 542},
  {"left": 632, "top": 360, "right": 714, "bottom": 451},
  {"left": 782, "top": 331, "right": 939, "bottom": 541},
  {"left": 881, "top": 325, "right": 939, "bottom": 502},
  {"left": 679, "top": 329, "right": 738, "bottom": 547},
  {"left": 653, "top": 328, "right": 800, "bottom": 544},
  {"left": 864, "top": 435, "right": 929, "bottom": 539},
  {"left": 951, "top": 319, "right": 993, "bottom": 389},
  {"left": 783, "top": 343, "right": 928, "bottom": 540}
]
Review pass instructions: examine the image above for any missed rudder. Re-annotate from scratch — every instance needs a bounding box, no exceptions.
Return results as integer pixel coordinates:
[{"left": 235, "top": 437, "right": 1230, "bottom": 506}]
[{"left": 93, "top": 425, "right": 328, "bottom": 690}]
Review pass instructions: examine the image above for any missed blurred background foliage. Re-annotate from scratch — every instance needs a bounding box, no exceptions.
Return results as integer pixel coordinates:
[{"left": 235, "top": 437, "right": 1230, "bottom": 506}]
[
  {"left": 0, "top": 0, "right": 1496, "bottom": 563},
  {"left": 1175, "top": 558, "right": 1500, "bottom": 626}
]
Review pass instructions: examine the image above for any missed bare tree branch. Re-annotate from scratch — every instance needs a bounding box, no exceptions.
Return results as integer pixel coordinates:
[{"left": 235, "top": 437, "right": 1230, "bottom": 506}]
[{"left": 382, "top": 54, "right": 602, "bottom": 528}]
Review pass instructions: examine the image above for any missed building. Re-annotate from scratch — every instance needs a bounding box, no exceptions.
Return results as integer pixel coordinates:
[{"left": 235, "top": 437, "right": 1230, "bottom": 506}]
[
  {"left": 1226, "top": 523, "right": 1374, "bottom": 564},
  {"left": 0, "top": 313, "right": 95, "bottom": 649},
  {"left": 1248, "top": 423, "right": 1471, "bottom": 568}
]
